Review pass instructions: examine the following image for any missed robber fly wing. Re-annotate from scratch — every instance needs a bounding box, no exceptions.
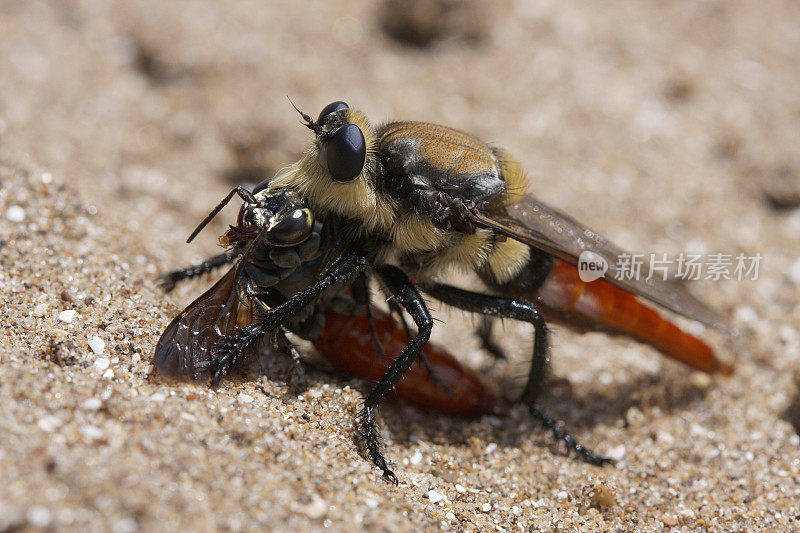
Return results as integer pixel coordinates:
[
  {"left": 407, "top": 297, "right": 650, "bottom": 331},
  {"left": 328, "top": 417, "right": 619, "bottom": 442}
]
[
  {"left": 471, "top": 195, "right": 730, "bottom": 332},
  {"left": 155, "top": 267, "right": 253, "bottom": 381}
]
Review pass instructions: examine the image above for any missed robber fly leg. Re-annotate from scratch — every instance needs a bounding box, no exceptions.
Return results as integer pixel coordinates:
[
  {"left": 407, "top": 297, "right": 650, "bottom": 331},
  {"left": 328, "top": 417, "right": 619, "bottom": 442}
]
[
  {"left": 476, "top": 316, "right": 508, "bottom": 360},
  {"left": 157, "top": 249, "right": 241, "bottom": 292},
  {"left": 422, "top": 283, "right": 612, "bottom": 466},
  {"left": 354, "top": 274, "right": 452, "bottom": 397},
  {"left": 405, "top": 181, "right": 478, "bottom": 234},
  {"left": 357, "top": 265, "right": 433, "bottom": 484},
  {"left": 210, "top": 251, "right": 367, "bottom": 386}
]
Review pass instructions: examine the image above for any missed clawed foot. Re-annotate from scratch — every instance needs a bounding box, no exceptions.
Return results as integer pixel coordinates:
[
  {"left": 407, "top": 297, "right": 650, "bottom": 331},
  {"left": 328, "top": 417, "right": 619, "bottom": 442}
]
[
  {"left": 528, "top": 404, "right": 613, "bottom": 466},
  {"left": 356, "top": 405, "right": 398, "bottom": 484}
]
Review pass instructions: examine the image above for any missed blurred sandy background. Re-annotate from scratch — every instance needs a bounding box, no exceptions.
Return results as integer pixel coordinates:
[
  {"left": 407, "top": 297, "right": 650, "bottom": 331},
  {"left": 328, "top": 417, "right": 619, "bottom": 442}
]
[{"left": 1, "top": 0, "right": 800, "bottom": 531}]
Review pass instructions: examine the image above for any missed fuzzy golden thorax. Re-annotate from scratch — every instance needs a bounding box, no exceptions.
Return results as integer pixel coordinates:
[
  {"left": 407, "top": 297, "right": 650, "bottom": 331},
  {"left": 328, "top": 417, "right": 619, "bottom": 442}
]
[{"left": 270, "top": 109, "right": 397, "bottom": 233}]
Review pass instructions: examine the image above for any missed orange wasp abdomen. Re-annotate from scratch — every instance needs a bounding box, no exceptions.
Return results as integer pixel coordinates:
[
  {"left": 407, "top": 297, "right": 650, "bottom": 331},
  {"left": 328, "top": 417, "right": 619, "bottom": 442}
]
[
  {"left": 313, "top": 307, "right": 507, "bottom": 417},
  {"left": 529, "top": 260, "right": 732, "bottom": 375}
]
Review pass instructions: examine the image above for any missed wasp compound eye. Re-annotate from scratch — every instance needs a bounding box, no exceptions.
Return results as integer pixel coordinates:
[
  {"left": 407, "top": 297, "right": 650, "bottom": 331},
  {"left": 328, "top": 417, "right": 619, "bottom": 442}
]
[
  {"left": 317, "top": 101, "right": 349, "bottom": 125},
  {"left": 266, "top": 207, "right": 314, "bottom": 246},
  {"left": 323, "top": 124, "right": 366, "bottom": 182}
]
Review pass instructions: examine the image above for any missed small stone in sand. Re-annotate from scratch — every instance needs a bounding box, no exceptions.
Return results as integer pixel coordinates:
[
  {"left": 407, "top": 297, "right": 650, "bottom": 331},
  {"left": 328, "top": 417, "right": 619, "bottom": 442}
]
[
  {"left": 88, "top": 336, "right": 105, "bottom": 355},
  {"left": 426, "top": 490, "right": 445, "bottom": 504},
  {"left": 6, "top": 205, "right": 25, "bottom": 222},
  {"left": 58, "top": 310, "right": 77, "bottom": 323}
]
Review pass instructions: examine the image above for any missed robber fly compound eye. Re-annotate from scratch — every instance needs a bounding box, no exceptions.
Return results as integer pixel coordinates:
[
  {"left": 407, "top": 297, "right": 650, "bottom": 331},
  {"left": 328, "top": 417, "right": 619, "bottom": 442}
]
[
  {"left": 266, "top": 207, "right": 314, "bottom": 246},
  {"left": 317, "top": 101, "right": 349, "bottom": 126},
  {"left": 321, "top": 123, "right": 366, "bottom": 182}
]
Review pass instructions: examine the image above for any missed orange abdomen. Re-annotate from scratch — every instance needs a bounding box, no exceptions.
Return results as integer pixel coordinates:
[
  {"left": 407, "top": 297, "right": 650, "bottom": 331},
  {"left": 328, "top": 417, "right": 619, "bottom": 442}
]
[
  {"left": 527, "top": 260, "right": 732, "bottom": 374},
  {"left": 313, "top": 308, "right": 507, "bottom": 417}
]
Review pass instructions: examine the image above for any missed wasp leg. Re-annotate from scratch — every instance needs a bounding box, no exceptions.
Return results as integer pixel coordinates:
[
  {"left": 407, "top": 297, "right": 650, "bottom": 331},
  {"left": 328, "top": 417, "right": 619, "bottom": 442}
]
[
  {"left": 422, "top": 283, "right": 612, "bottom": 466},
  {"left": 275, "top": 328, "right": 307, "bottom": 388},
  {"left": 158, "top": 249, "right": 241, "bottom": 292},
  {"left": 476, "top": 316, "right": 507, "bottom": 360},
  {"left": 351, "top": 274, "right": 389, "bottom": 360},
  {"left": 210, "top": 251, "right": 367, "bottom": 386},
  {"left": 358, "top": 265, "right": 433, "bottom": 484}
]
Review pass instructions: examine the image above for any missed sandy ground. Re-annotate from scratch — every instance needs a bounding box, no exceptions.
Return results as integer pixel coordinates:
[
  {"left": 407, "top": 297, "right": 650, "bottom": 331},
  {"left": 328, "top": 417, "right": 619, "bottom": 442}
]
[{"left": 2, "top": 1, "right": 800, "bottom": 531}]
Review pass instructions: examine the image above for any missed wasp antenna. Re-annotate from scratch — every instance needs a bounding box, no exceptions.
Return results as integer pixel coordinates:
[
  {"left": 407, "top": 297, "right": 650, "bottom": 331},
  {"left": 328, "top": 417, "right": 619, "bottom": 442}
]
[{"left": 187, "top": 187, "right": 256, "bottom": 243}]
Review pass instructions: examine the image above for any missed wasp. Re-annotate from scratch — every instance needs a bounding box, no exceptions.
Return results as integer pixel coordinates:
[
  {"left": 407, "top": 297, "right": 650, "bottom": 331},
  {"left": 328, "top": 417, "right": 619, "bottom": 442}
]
[{"left": 156, "top": 101, "right": 731, "bottom": 483}]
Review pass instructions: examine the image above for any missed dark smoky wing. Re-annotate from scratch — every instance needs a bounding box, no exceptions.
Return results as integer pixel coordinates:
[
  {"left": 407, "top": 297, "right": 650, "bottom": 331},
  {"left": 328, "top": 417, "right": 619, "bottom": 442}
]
[
  {"left": 471, "top": 195, "right": 730, "bottom": 332},
  {"left": 154, "top": 267, "right": 251, "bottom": 381}
]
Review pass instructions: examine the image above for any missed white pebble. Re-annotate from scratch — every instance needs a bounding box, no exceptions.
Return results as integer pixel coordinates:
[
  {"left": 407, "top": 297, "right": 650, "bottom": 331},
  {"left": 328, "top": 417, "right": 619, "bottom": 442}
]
[
  {"left": 556, "top": 491, "right": 569, "bottom": 501},
  {"left": 365, "top": 499, "right": 378, "bottom": 509},
  {"left": 81, "top": 425, "right": 104, "bottom": 440},
  {"left": 511, "top": 505, "right": 522, "bottom": 515},
  {"left": 26, "top": 505, "right": 52, "bottom": 528},
  {"left": 301, "top": 495, "right": 327, "bottom": 519},
  {"left": 481, "top": 502, "right": 492, "bottom": 512},
  {"left": 88, "top": 336, "right": 105, "bottom": 355},
  {"left": 102, "top": 368, "right": 114, "bottom": 379},
  {"left": 32, "top": 303, "right": 48, "bottom": 317},
  {"left": 485, "top": 442, "right": 498, "bottom": 454},
  {"left": 455, "top": 484, "right": 466, "bottom": 493},
  {"left": 112, "top": 517, "right": 139, "bottom": 533},
  {"left": 734, "top": 306, "right": 758, "bottom": 324},
  {"left": 6, "top": 205, "right": 25, "bottom": 222},
  {"left": 409, "top": 450, "right": 423, "bottom": 465},
  {"left": 426, "top": 490, "right": 445, "bottom": 504},
  {"left": 237, "top": 393, "right": 254, "bottom": 404},
  {"left": 606, "top": 444, "right": 627, "bottom": 461},
  {"left": 445, "top": 512, "right": 456, "bottom": 521},
  {"left": 81, "top": 398, "right": 102, "bottom": 410},
  {"left": 789, "top": 258, "right": 800, "bottom": 286},
  {"left": 58, "top": 309, "right": 77, "bottom": 323},
  {"left": 93, "top": 357, "right": 110, "bottom": 370},
  {"left": 150, "top": 392, "right": 166, "bottom": 402},
  {"left": 37, "top": 415, "right": 62, "bottom": 432}
]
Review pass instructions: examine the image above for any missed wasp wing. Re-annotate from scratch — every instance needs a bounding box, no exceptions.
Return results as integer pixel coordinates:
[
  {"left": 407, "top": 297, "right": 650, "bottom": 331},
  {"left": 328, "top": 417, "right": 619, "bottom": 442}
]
[
  {"left": 154, "top": 267, "right": 253, "bottom": 381},
  {"left": 471, "top": 195, "right": 730, "bottom": 332}
]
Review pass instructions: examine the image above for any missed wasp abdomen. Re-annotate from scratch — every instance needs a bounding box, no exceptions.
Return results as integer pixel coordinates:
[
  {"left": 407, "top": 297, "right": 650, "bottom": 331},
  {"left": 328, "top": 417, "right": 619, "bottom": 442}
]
[{"left": 527, "top": 260, "right": 732, "bottom": 375}]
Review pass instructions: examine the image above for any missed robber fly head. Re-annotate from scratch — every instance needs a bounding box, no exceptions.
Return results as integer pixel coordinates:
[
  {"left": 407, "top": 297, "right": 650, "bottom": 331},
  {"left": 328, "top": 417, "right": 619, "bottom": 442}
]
[{"left": 272, "top": 100, "right": 395, "bottom": 232}]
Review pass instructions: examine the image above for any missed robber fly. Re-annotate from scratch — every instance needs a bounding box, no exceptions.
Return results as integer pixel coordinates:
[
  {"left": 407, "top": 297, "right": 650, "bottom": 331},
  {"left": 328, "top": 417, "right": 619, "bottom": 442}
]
[{"left": 156, "top": 100, "right": 731, "bottom": 483}]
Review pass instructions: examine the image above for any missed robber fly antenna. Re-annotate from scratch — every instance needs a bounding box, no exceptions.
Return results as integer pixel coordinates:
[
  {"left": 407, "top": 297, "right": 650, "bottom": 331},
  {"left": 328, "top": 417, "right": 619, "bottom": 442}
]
[
  {"left": 287, "top": 96, "right": 322, "bottom": 135},
  {"left": 187, "top": 187, "right": 258, "bottom": 243}
]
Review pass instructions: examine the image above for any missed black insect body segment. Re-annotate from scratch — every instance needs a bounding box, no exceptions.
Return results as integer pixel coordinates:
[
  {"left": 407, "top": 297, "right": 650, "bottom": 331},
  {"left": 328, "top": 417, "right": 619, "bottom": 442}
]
[{"left": 156, "top": 100, "right": 731, "bottom": 482}]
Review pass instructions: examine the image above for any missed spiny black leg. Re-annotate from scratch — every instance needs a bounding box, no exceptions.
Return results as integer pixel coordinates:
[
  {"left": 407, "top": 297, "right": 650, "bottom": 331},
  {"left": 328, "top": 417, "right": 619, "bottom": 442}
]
[
  {"left": 476, "top": 316, "right": 508, "bottom": 360},
  {"left": 275, "top": 329, "right": 307, "bottom": 388},
  {"left": 422, "top": 283, "right": 611, "bottom": 465},
  {"left": 361, "top": 276, "right": 452, "bottom": 397},
  {"left": 529, "top": 405, "right": 611, "bottom": 466},
  {"left": 351, "top": 274, "right": 389, "bottom": 360},
  {"left": 357, "top": 265, "right": 433, "bottom": 483},
  {"left": 158, "top": 250, "right": 240, "bottom": 292},
  {"left": 210, "top": 251, "right": 367, "bottom": 386}
]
